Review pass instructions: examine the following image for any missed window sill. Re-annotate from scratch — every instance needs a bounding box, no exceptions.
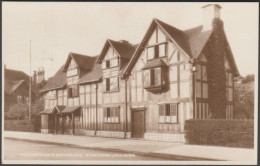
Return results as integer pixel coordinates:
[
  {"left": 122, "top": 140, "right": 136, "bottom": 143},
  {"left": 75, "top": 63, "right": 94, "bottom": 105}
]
[
  {"left": 144, "top": 84, "right": 167, "bottom": 92},
  {"left": 158, "top": 122, "right": 179, "bottom": 124},
  {"left": 68, "top": 96, "right": 79, "bottom": 99},
  {"left": 103, "top": 90, "right": 120, "bottom": 93},
  {"left": 103, "top": 122, "right": 120, "bottom": 124},
  {"left": 147, "top": 56, "right": 167, "bottom": 61},
  {"left": 102, "top": 66, "right": 119, "bottom": 70}
]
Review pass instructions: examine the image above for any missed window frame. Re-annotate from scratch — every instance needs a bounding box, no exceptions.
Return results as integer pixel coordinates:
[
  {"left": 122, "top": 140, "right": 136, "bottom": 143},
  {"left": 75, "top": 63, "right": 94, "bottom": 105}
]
[
  {"left": 147, "top": 42, "right": 168, "bottom": 60},
  {"left": 158, "top": 103, "right": 179, "bottom": 124},
  {"left": 103, "top": 107, "right": 120, "bottom": 124},
  {"left": 102, "top": 57, "right": 119, "bottom": 70},
  {"left": 67, "top": 84, "right": 79, "bottom": 98},
  {"left": 103, "top": 76, "right": 119, "bottom": 92},
  {"left": 143, "top": 67, "right": 168, "bottom": 89}
]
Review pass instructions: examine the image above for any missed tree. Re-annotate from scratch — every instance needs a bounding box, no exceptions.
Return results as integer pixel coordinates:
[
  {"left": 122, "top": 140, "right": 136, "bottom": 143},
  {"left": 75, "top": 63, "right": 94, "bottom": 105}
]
[
  {"left": 5, "top": 100, "right": 44, "bottom": 120},
  {"left": 234, "top": 74, "right": 254, "bottom": 119},
  {"left": 5, "top": 103, "right": 29, "bottom": 120}
]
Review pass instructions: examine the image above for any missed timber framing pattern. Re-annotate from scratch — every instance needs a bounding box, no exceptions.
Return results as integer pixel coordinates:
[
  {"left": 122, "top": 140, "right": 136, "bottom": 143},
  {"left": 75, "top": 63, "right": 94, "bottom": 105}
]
[{"left": 39, "top": 4, "right": 239, "bottom": 142}]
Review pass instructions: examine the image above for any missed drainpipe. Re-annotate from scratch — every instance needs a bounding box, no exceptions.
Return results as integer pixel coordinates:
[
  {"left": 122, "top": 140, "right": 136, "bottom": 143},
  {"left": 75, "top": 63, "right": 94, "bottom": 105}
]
[
  {"left": 124, "top": 77, "right": 128, "bottom": 139},
  {"left": 95, "top": 83, "right": 98, "bottom": 136},
  {"left": 190, "top": 59, "right": 197, "bottom": 119}
]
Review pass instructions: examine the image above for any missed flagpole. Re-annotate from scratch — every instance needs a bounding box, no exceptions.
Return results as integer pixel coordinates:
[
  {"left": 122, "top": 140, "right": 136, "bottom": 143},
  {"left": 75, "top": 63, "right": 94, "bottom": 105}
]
[{"left": 29, "top": 40, "right": 32, "bottom": 120}]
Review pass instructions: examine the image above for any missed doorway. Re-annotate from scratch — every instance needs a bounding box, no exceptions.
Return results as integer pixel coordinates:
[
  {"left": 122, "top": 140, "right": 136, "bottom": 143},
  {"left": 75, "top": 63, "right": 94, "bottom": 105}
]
[{"left": 131, "top": 110, "right": 145, "bottom": 138}]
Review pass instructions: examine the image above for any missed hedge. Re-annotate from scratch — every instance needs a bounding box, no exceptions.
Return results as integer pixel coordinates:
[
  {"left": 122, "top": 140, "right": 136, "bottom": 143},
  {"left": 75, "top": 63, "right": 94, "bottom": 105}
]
[
  {"left": 4, "top": 119, "right": 41, "bottom": 132},
  {"left": 184, "top": 119, "right": 254, "bottom": 148}
]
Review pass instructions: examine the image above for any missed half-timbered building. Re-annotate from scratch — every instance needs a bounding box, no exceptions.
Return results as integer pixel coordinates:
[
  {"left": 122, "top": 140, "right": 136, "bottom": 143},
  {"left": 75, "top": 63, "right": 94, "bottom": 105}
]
[{"left": 40, "top": 4, "right": 239, "bottom": 142}]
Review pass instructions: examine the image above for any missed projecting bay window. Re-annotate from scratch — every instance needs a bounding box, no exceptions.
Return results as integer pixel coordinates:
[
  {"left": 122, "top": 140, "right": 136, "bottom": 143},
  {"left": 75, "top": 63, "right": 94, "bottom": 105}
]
[
  {"left": 103, "top": 107, "right": 120, "bottom": 123},
  {"left": 68, "top": 84, "right": 79, "bottom": 98},
  {"left": 143, "top": 67, "right": 168, "bottom": 92},
  {"left": 103, "top": 77, "right": 119, "bottom": 92},
  {"left": 159, "top": 103, "right": 178, "bottom": 123},
  {"left": 102, "top": 58, "right": 119, "bottom": 69},
  {"left": 147, "top": 43, "right": 167, "bottom": 60}
]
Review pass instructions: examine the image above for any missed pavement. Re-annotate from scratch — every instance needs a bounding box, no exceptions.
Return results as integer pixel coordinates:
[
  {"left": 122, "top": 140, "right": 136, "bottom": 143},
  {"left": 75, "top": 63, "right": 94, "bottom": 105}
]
[{"left": 3, "top": 131, "right": 256, "bottom": 162}]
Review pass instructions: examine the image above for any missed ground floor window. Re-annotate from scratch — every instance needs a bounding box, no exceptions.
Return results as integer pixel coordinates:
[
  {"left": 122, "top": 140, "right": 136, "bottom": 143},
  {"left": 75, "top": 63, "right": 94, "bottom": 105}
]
[
  {"left": 159, "top": 103, "right": 178, "bottom": 123},
  {"left": 103, "top": 107, "right": 120, "bottom": 123}
]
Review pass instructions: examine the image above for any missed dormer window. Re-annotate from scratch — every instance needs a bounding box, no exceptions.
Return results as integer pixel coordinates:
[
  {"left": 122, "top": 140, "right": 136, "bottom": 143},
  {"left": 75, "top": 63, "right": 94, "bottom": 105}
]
[
  {"left": 147, "top": 43, "right": 167, "bottom": 60},
  {"left": 102, "top": 58, "right": 119, "bottom": 69}
]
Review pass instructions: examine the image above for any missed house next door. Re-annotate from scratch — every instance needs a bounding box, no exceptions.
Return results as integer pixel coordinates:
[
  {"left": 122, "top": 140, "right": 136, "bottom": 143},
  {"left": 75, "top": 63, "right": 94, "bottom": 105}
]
[{"left": 131, "top": 110, "right": 145, "bottom": 138}]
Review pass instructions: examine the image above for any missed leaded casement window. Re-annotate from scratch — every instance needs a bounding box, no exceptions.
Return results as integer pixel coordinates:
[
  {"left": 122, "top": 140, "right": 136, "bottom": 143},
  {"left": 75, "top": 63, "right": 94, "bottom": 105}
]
[
  {"left": 147, "top": 43, "right": 167, "bottom": 60},
  {"left": 68, "top": 84, "right": 79, "bottom": 98},
  {"left": 143, "top": 67, "right": 168, "bottom": 91},
  {"left": 102, "top": 58, "right": 119, "bottom": 69},
  {"left": 103, "top": 77, "right": 119, "bottom": 92},
  {"left": 103, "top": 107, "right": 120, "bottom": 123},
  {"left": 159, "top": 103, "right": 178, "bottom": 123}
]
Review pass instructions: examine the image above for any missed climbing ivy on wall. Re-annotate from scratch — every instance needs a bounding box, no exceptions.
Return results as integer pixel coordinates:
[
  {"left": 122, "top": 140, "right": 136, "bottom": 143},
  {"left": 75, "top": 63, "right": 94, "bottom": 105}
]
[{"left": 204, "top": 18, "right": 227, "bottom": 119}]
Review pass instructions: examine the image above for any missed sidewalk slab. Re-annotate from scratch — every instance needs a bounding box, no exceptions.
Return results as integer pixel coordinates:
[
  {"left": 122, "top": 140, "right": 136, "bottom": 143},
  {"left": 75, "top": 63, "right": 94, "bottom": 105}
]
[{"left": 3, "top": 131, "right": 255, "bottom": 161}]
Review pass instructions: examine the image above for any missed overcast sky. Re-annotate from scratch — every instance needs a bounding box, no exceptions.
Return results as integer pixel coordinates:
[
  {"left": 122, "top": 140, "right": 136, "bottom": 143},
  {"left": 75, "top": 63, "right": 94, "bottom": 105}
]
[{"left": 2, "top": 2, "right": 259, "bottom": 79}]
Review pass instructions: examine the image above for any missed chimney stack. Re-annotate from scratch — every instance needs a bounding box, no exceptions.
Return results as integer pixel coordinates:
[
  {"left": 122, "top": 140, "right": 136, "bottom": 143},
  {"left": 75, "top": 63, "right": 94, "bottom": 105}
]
[
  {"left": 202, "top": 4, "right": 222, "bottom": 31},
  {"left": 33, "top": 71, "right": 37, "bottom": 85},
  {"left": 37, "top": 66, "right": 45, "bottom": 83}
]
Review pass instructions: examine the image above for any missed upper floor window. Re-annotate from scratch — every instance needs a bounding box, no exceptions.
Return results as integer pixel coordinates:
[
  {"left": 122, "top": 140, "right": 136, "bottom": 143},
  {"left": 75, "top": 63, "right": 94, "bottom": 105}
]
[
  {"left": 67, "top": 59, "right": 78, "bottom": 77},
  {"left": 159, "top": 103, "right": 178, "bottom": 123},
  {"left": 67, "top": 75, "right": 79, "bottom": 85},
  {"left": 102, "top": 58, "right": 119, "bottom": 69},
  {"left": 103, "top": 77, "right": 119, "bottom": 92},
  {"left": 67, "top": 68, "right": 78, "bottom": 77},
  {"left": 147, "top": 43, "right": 167, "bottom": 60},
  {"left": 68, "top": 84, "right": 79, "bottom": 98}
]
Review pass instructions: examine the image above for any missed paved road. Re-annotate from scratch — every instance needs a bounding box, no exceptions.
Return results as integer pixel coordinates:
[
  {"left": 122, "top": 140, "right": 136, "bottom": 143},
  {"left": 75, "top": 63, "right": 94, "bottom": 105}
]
[{"left": 4, "top": 138, "right": 173, "bottom": 160}]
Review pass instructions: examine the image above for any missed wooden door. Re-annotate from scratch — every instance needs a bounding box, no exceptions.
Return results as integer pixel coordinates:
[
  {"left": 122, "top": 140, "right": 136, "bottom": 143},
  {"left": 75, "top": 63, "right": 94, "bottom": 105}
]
[
  {"left": 56, "top": 115, "right": 63, "bottom": 134},
  {"left": 131, "top": 110, "right": 145, "bottom": 138}
]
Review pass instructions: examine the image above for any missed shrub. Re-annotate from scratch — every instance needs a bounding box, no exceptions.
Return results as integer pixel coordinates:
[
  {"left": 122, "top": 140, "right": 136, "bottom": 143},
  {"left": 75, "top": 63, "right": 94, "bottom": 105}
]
[{"left": 185, "top": 119, "right": 254, "bottom": 148}]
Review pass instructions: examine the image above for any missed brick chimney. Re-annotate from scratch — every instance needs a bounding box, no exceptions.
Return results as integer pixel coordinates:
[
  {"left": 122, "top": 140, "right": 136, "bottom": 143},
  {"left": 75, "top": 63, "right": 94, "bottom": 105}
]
[
  {"left": 33, "top": 71, "right": 37, "bottom": 85},
  {"left": 37, "top": 66, "right": 45, "bottom": 83},
  {"left": 202, "top": 4, "right": 222, "bottom": 31}
]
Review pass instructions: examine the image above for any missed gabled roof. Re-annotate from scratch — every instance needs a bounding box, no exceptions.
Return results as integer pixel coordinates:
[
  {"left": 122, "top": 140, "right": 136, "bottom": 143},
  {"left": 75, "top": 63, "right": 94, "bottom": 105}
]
[
  {"left": 41, "top": 65, "right": 67, "bottom": 92},
  {"left": 184, "top": 25, "right": 212, "bottom": 58},
  {"left": 97, "top": 39, "right": 137, "bottom": 63},
  {"left": 5, "top": 80, "right": 26, "bottom": 95},
  {"left": 41, "top": 54, "right": 102, "bottom": 92},
  {"left": 78, "top": 56, "right": 103, "bottom": 84},
  {"left": 54, "top": 105, "right": 66, "bottom": 113},
  {"left": 154, "top": 19, "right": 191, "bottom": 57},
  {"left": 222, "top": 31, "right": 240, "bottom": 76},
  {"left": 62, "top": 106, "right": 81, "bottom": 113},
  {"left": 122, "top": 18, "right": 238, "bottom": 78},
  {"left": 5, "top": 68, "right": 30, "bottom": 83},
  {"left": 63, "top": 52, "right": 97, "bottom": 71}
]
